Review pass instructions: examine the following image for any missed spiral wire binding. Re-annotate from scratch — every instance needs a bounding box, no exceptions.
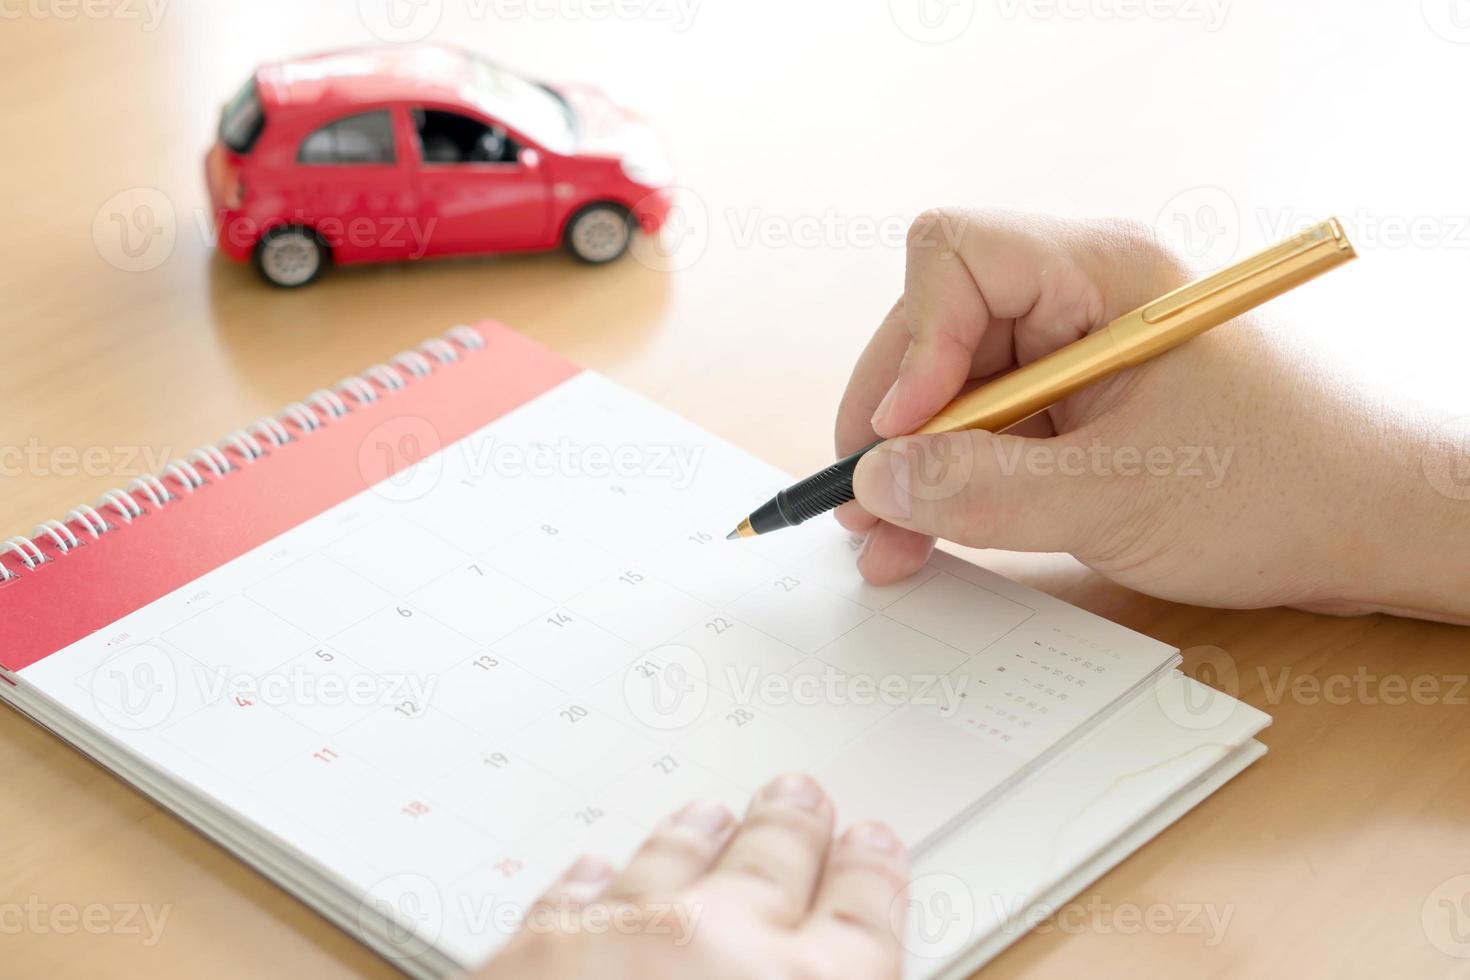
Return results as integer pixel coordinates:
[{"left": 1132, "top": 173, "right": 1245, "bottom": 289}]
[{"left": 0, "top": 325, "right": 486, "bottom": 585}]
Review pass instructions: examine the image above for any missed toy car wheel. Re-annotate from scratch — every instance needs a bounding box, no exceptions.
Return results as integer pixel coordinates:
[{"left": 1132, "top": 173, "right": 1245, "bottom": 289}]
[
  {"left": 254, "top": 226, "right": 327, "bottom": 287},
  {"left": 565, "top": 204, "right": 632, "bottom": 264}
]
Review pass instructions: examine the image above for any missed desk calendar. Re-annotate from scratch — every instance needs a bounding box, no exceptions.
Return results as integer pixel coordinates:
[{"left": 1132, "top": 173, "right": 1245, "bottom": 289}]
[{"left": 0, "top": 323, "right": 1268, "bottom": 977}]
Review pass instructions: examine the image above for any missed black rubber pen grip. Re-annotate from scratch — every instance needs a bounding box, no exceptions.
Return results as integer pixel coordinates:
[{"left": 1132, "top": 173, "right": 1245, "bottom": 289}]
[{"left": 747, "top": 440, "right": 881, "bottom": 534}]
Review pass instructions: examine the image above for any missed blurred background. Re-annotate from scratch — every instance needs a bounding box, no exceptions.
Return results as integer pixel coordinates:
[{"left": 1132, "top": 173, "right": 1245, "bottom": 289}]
[{"left": 2, "top": 0, "right": 1467, "bottom": 544}]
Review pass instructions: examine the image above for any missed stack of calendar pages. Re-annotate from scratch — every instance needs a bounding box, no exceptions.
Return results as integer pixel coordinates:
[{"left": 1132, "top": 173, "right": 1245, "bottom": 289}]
[{"left": 0, "top": 323, "right": 1268, "bottom": 977}]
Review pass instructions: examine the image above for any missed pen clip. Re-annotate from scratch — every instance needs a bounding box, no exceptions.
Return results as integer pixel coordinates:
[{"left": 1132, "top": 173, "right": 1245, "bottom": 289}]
[{"left": 1142, "top": 218, "right": 1355, "bottom": 324}]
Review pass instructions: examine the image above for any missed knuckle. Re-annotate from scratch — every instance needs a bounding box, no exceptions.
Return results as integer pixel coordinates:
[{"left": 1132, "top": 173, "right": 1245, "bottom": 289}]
[
  {"left": 708, "top": 859, "right": 810, "bottom": 924},
  {"left": 740, "top": 800, "right": 831, "bottom": 849},
  {"left": 825, "top": 903, "right": 889, "bottom": 939},
  {"left": 1086, "top": 216, "right": 1162, "bottom": 259},
  {"left": 642, "top": 825, "right": 723, "bottom": 865},
  {"left": 721, "top": 855, "right": 795, "bottom": 893},
  {"left": 1050, "top": 259, "right": 1110, "bottom": 329},
  {"left": 826, "top": 849, "right": 910, "bottom": 894},
  {"left": 1095, "top": 215, "right": 1156, "bottom": 247},
  {"left": 604, "top": 830, "right": 719, "bottom": 900},
  {"left": 824, "top": 880, "right": 904, "bottom": 935},
  {"left": 907, "top": 207, "right": 963, "bottom": 250},
  {"left": 1083, "top": 216, "right": 1192, "bottom": 286}
]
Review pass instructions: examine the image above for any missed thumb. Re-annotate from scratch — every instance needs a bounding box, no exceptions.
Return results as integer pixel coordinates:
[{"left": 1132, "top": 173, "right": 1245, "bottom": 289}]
[{"left": 851, "top": 430, "right": 1120, "bottom": 555}]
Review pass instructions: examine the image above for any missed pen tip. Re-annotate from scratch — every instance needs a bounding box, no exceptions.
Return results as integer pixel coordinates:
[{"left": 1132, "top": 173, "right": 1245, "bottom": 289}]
[{"left": 726, "top": 518, "right": 756, "bottom": 540}]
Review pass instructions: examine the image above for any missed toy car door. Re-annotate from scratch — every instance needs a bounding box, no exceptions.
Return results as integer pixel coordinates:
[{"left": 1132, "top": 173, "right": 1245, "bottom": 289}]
[
  {"left": 294, "top": 107, "right": 422, "bottom": 263},
  {"left": 409, "top": 106, "right": 553, "bottom": 254}
]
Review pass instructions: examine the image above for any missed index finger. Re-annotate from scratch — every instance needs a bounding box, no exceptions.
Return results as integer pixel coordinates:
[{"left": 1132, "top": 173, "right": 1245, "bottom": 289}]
[
  {"left": 834, "top": 212, "right": 1045, "bottom": 459},
  {"left": 834, "top": 298, "right": 910, "bottom": 459},
  {"left": 874, "top": 209, "right": 1060, "bottom": 437}
]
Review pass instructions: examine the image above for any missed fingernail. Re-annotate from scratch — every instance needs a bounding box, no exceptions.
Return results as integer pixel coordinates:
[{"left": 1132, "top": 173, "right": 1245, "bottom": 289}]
[
  {"left": 843, "top": 822, "right": 903, "bottom": 856},
  {"left": 870, "top": 379, "right": 901, "bottom": 431},
  {"left": 675, "top": 800, "right": 734, "bottom": 837},
  {"left": 763, "top": 773, "right": 826, "bottom": 812},
  {"left": 853, "top": 445, "right": 912, "bottom": 521},
  {"left": 566, "top": 855, "right": 615, "bottom": 883}
]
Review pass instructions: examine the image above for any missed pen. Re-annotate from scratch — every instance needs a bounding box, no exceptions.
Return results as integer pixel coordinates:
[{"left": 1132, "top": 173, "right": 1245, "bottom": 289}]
[{"left": 726, "top": 217, "right": 1357, "bottom": 540}]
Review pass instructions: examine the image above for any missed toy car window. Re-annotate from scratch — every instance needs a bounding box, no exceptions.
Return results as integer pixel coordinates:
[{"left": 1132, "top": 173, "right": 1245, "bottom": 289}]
[
  {"left": 298, "top": 111, "right": 396, "bottom": 165},
  {"left": 415, "top": 109, "right": 519, "bottom": 165},
  {"left": 466, "top": 56, "right": 575, "bottom": 155},
  {"left": 220, "top": 78, "right": 265, "bottom": 155}
]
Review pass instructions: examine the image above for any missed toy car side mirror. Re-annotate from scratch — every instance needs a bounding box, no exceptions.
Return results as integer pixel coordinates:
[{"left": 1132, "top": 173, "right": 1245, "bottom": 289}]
[{"left": 520, "top": 148, "right": 541, "bottom": 170}]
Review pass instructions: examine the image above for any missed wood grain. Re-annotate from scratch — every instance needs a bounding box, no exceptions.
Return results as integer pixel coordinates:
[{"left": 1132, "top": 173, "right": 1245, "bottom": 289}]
[{"left": 1, "top": 4, "right": 1467, "bottom": 978}]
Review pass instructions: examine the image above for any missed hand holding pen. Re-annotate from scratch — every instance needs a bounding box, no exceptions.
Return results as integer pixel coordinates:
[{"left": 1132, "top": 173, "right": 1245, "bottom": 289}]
[{"left": 732, "top": 211, "right": 1468, "bottom": 624}]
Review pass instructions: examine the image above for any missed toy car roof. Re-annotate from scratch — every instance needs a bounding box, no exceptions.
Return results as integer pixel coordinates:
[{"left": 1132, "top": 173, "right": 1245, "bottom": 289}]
[{"left": 254, "top": 44, "right": 484, "bottom": 112}]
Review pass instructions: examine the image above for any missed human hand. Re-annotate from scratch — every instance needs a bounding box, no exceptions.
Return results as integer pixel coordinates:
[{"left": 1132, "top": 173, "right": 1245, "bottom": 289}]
[
  {"left": 836, "top": 210, "right": 1470, "bottom": 623},
  {"left": 474, "top": 774, "right": 909, "bottom": 980}
]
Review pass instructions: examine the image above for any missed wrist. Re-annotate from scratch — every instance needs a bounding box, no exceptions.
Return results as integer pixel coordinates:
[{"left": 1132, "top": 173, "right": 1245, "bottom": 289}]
[{"left": 1328, "top": 408, "right": 1470, "bottom": 623}]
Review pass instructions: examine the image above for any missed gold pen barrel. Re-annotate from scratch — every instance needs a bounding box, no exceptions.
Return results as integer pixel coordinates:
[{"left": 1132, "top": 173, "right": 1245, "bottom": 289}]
[
  {"left": 914, "top": 328, "right": 1130, "bottom": 435},
  {"left": 914, "top": 219, "right": 1356, "bottom": 437},
  {"left": 1110, "top": 217, "right": 1356, "bottom": 365}
]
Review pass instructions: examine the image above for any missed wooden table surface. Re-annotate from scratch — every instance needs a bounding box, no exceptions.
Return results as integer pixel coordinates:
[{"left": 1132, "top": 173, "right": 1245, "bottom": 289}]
[{"left": 2, "top": 3, "right": 1467, "bottom": 977}]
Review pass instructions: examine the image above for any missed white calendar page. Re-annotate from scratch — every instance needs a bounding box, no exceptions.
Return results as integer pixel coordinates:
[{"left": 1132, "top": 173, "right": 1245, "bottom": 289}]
[{"left": 14, "top": 370, "right": 1179, "bottom": 967}]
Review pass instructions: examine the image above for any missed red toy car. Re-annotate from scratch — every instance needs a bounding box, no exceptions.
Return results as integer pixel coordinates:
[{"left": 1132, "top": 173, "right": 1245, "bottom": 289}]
[{"left": 205, "top": 45, "right": 675, "bottom": 287}]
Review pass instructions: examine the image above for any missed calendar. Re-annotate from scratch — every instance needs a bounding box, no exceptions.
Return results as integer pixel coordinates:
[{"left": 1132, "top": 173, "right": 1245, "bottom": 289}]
[{"left": 0, "top": 323, "right": 1262, "bottom": 977}]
